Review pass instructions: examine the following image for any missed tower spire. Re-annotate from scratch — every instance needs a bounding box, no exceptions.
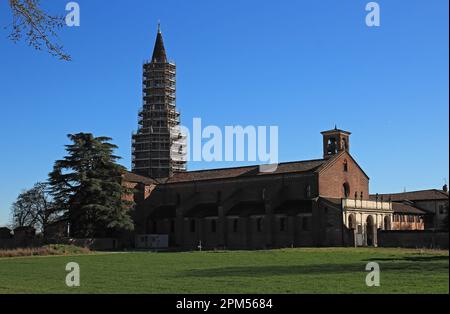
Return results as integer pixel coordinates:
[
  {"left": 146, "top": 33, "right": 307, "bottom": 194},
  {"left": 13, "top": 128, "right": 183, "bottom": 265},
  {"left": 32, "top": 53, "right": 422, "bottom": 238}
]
[{"left": 151, "top": 22, "right": 167, "bottom": 63}]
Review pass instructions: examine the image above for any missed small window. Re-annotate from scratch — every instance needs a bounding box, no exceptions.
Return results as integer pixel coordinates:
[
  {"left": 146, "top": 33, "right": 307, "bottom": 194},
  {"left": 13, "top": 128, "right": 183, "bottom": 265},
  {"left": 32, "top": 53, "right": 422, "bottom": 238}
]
[
  {"left": 190, "top": 220, "right": 196, "bottom": 233},
  {"left": 343, "top": 182, "right": 350, "bottom": 198},
  {"left": 280, "top": 217, "right": 286, "bottom": 231},
  {"left": 233, "top": 219, "right": 238, "bottom": 233},
  {"left": 211, "top": 220, "right": 216, "bottom": 233},
  {"left": 256, "top": 218, "right": 263, "bottom": 232},
  {"left": 343, "top": 160, "right": 348, "bottom": 172}
]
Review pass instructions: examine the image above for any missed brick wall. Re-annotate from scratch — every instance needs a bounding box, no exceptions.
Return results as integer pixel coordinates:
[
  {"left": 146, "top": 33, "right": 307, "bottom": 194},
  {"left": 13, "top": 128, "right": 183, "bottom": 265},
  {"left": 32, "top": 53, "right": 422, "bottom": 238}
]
[
  {"left": 318, "top": 152, "right": 369, "bottom": 199},
  {"left": 378, "top": 230, "right": 449, "bottom": 249}
]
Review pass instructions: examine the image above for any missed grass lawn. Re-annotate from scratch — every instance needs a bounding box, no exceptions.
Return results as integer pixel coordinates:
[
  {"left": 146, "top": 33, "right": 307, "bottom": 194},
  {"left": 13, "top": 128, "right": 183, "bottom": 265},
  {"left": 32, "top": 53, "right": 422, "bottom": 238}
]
[{"left": 0, "top": 247, "right": 447, "bottom": 293}]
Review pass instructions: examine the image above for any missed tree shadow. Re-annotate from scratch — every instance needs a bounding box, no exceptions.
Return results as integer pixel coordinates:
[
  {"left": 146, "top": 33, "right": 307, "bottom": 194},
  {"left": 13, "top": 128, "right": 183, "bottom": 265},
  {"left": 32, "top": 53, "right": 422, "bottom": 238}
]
[
  {"left": 364, "top": 255, "right": 449, "bottom": 262},
  {"left": 180, "top": 260, "right": 448, "bottom": 278}
]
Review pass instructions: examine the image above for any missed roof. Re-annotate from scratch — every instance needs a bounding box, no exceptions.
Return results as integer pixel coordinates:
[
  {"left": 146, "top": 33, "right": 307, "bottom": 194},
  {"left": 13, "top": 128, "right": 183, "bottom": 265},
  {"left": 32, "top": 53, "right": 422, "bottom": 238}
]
[
  {"left": 370, "top": 190, "right": 448, "bottom": 202},
  {"left": 392, "top": 202, "right": 427, "bottom": 215},
  {"left": 122, "top": 171, "right": 157, "bottom": 185},
  {"left": 164, "top": 159, "right": 328, "bottom": 184},
  {"left": 320, "top": 127, "right": 351, "bottom": 135},
  {"left": 151, "top": 29, "right": 167, "bottom": 63},
  {"left": 124, "top": 151, "right": 369, "bottom": 186}
]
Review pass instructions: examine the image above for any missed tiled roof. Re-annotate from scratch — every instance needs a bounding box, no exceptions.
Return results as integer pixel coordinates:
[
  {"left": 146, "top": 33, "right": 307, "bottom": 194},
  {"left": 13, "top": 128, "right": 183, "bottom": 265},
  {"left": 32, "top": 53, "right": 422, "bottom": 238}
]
[
  {"left": 164, "top": 159, "right": 327, "bottom": 184},
  {"left": 122, "top": 171, "right": 157, "bottom": 185},
  {"left": 370, "top": 190, "right": 448, "bottom": 202},
  {"left": 392, "top": 202, "right": 427, "bottom": 215}
]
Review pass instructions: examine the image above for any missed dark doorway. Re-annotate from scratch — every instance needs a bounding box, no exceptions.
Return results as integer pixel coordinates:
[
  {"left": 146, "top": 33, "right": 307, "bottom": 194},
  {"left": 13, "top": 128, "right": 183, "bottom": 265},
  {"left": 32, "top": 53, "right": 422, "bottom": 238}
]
[{"left": 366, "top": 215, "right": 375, "bottom": 246}]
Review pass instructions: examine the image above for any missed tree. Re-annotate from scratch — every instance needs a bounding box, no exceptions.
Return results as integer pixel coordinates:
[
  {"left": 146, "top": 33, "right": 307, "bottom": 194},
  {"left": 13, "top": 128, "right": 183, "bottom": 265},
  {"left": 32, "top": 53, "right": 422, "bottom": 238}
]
[
  {"left": 10, "top": 182, "right": 57, "bottom": 234},
  {"left": 7, "top": 0, "right": 71, "bottom": 60},
  {"left": 48, "top": 133, "right": 134, "bottom": 238}
]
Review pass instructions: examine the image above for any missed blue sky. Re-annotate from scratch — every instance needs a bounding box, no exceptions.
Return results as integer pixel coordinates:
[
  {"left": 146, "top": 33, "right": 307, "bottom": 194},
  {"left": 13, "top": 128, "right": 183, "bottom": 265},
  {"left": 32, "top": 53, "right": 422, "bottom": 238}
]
[{"left": 0, "top": 0, "right": 448, "bottom": 226}]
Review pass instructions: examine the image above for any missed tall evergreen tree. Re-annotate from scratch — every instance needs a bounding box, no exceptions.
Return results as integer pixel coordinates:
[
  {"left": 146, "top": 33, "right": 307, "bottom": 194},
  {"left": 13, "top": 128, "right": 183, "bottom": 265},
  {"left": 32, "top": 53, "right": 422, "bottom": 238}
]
[{"left": 49, "top": 133, "right": 134, "bottom": 237}]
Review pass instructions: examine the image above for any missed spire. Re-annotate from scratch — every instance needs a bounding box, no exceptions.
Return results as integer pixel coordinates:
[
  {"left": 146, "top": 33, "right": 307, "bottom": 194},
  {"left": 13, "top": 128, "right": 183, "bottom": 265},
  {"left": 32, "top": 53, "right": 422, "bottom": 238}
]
[{"left": 151, "top": 23, "right": 167, "bottom": 63}]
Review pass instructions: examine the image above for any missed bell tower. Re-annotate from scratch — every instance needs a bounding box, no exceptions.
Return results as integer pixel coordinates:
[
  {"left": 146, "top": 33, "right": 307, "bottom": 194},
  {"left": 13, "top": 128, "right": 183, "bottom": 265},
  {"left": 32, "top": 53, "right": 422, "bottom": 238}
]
[{"left": 321, "top": 126, "right": 351, "bottom": 159}]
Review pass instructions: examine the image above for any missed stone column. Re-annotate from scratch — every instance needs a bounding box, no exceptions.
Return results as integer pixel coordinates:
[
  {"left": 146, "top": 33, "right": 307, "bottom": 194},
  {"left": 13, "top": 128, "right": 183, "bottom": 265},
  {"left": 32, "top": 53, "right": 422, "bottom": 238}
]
[
  {"left": 373, "top": 222, "right": 378, "bottom": 247},
  {"left": 311, "top": 200, "right": 322, "bottom": 246},
  {"left": 197, "top": 218, "right": 203, "bottom": 246},
  {"left": 175, "top": 207, "right": 184, "bottom": 248},
  {"left": 218, "top": 206, "right": 227, "bottom": 248},
  {"left": 288, "top": 215, "right": 296, "bottom": 247},
  {"left": 265, "top": 202, "right": 274, "bottom": 248},
  {"left": 243, "top": 216, "right": 251, "bottom": 249}
]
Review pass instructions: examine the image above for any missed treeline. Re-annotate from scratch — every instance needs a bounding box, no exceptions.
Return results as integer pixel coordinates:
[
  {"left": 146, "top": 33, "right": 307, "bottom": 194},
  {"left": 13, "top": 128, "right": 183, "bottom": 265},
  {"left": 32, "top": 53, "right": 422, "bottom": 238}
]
[{"left": 9, "top": 133, "right": 134, "bottom": 239}]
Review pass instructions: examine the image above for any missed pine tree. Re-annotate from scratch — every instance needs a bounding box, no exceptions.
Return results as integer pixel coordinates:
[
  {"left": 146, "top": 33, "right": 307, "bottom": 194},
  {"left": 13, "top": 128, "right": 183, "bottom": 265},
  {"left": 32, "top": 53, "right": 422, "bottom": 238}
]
[{"left": 49, "top": 133, "right": 134, "bottom": 237}]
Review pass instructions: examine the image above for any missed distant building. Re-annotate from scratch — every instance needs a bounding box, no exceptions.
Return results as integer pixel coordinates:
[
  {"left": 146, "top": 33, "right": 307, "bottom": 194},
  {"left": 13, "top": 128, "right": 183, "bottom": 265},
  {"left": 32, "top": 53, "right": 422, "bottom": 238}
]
[{"left": 370, "top": 188, "right": 449, "bottom": 230}]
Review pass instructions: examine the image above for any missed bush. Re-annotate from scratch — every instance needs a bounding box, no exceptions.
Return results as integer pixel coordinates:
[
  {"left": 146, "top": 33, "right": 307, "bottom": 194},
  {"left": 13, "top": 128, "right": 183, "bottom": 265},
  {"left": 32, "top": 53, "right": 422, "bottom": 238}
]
[{"left": 0, "top": 244, "right": 91, "bottom": 258}]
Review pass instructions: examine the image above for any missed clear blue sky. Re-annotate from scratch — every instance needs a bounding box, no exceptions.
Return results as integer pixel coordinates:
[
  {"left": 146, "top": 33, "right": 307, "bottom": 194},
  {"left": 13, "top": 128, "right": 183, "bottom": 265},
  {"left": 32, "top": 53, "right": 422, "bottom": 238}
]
[{"left": 0, "top": 0, "right": 448, "bottom": 226}]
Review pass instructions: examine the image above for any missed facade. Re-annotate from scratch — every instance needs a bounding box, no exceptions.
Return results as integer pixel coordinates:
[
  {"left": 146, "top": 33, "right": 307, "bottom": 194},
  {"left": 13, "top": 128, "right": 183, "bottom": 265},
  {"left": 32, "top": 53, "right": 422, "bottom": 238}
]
[
  {"left": 131, "top": 25, "right": 186, "bottom": 178},
  {"left": 125, "top": 127, "right": 395, "bottom": 249}
]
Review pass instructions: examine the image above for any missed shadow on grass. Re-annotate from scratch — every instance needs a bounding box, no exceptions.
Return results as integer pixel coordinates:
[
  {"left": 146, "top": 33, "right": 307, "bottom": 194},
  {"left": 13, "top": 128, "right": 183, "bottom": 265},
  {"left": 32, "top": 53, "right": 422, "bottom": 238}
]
[
  {"left": 180, "top": 260, "right": 448, "bottom": 278},
  {"left": 364, "top": 255, "right": 449, "bottom": 262}
]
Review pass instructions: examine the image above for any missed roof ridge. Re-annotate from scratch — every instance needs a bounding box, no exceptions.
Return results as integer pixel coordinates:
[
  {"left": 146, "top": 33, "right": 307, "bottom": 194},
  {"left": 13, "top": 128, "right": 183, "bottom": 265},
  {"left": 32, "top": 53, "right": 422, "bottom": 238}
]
[
  {"left": 175, "top": 158, "right": 326, "bottom": 175},
  {"left": 372, "top": 189, "right": 448, "bottom": 195}
]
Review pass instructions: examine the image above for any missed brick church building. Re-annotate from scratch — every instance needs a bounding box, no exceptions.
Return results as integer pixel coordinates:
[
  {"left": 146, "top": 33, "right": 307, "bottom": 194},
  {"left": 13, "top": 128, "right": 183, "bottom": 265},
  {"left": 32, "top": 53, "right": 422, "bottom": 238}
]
[{"left": 122, "top": 27, "right": 437, "bottom": 250}]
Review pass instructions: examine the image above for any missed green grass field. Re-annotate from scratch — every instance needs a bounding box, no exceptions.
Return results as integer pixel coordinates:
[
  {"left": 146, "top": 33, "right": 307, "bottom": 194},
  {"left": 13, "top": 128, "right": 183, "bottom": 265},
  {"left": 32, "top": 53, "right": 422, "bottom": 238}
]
[{"left": 0, "top": 247, "right": 448, "bottom": 293}]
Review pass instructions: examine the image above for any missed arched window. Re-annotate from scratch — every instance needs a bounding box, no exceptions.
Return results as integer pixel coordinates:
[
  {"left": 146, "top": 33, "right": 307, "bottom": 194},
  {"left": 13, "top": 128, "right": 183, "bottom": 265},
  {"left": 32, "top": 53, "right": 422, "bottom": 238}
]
[
  {"left": 327, "top": 138, "right": 337, "bottom": 155},
  {"left": 343, "top": 182, "right": 350, "bottom": 198},
  {"left": 343, "top": 159, "right": 348, "bottom": 172},
  {"left": 348, "top": 214, "right": 356, "bottom": 229},
  {"left": 342, "top": 138, "right": 348, "bottom": 150}
]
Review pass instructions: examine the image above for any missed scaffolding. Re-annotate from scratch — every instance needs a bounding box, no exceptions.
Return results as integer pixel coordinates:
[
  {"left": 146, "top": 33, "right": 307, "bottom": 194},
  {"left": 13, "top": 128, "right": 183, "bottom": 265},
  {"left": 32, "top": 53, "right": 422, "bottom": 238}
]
[{"left": 132, "top": 53, "right": 187, "bottom": 178}]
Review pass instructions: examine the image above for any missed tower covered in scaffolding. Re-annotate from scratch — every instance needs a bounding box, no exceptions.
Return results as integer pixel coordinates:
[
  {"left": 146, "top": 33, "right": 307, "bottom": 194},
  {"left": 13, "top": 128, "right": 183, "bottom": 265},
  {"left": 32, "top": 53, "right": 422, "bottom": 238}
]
[{"left": 132, "top": 25, "right": 187, "bottom": 178}]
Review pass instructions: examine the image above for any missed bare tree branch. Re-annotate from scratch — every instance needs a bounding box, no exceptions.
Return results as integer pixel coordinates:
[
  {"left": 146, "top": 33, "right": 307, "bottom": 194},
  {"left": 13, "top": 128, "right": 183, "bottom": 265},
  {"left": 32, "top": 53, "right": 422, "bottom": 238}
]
[{"left": 7, "top": 0, "right": 71, "bottom": 61}]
